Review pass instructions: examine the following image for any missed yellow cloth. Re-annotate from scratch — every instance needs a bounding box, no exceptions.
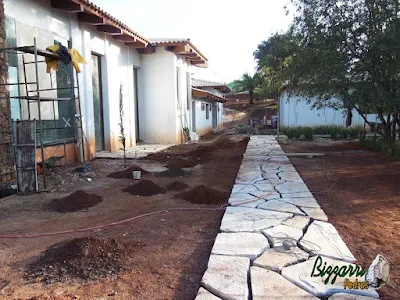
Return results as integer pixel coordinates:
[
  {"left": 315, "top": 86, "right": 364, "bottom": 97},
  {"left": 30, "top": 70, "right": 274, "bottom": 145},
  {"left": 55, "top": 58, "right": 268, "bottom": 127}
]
[{"left": 45, "top": 45, "right": 87, "bottom": 73}]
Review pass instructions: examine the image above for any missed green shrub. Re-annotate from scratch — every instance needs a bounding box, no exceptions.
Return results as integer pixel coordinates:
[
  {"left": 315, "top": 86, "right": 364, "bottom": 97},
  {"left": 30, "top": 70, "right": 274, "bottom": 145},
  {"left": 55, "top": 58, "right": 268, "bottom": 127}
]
[
  {"left": 340, "top": 128, "right": 349, "bottom": 140},
  {"left": 302, "top": 127, "right": 314, "bottom": 140},
  {"left": 348, "top": 126, "right": 362, "bottom": 139},
  {"left": 329, "top": 126, "right": 341, "bottom": 139},
  {"left": 286, "top": 128, "right": 296, "bottom": 139}
]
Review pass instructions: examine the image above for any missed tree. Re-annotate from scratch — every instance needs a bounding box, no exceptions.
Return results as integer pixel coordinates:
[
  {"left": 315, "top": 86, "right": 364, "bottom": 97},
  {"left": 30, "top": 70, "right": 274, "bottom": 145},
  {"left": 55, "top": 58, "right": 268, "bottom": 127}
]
[
  {"left": 118, "top": 84, "right": 127, "bottom": 166},
  {"left": 288, "top": 0, "right": 400, "bottom": 146},
  {"left": 233, "top": 73, "right": 262, "bottom": 104},
  {"left": 254, "top": 32, "right": 302, "bottom": 100}
]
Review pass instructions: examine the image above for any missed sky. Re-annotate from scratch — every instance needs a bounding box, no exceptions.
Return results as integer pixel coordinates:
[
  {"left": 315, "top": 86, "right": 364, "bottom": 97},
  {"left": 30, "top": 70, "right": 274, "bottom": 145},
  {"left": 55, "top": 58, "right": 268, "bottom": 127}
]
[{"left": 92, "top": 0, "right": 293, "bottom": 84}]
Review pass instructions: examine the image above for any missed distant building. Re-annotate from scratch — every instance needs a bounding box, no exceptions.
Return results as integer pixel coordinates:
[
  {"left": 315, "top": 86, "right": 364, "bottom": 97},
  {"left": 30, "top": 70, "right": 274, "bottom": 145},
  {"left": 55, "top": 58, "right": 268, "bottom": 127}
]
[{"left": 191, "top": 79, "right": 230, "bottom": 135}]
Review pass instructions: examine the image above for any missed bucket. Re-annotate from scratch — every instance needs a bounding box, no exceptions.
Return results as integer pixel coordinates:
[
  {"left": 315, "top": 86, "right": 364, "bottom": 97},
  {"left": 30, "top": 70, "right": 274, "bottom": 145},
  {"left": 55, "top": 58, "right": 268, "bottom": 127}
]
[{"left": 133, "top": 171, "right": 141, "bottom": 180}]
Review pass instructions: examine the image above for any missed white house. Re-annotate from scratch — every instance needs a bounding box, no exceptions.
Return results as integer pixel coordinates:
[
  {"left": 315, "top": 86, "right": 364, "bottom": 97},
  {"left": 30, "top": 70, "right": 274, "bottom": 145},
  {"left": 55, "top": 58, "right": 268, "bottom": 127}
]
[
  {"left": 279, "top": 91, "right": 378, "bottom": 128},
  {"left": 191, "top": 78, "right": 229, "bottom": 136},
  {"left": 3, "top": 0, "right": 208, "bottom": 163}
]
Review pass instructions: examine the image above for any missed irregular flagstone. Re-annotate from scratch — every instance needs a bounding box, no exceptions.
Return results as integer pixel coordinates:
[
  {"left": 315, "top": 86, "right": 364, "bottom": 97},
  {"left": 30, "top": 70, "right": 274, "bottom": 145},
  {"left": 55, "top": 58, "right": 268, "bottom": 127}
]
[
  {"left": 281, "top": 257, "right": 379, "bottom": 298},
  {"left": 201, "top": 255, "right": 250, "bottom": 300},
  {"left": 253, "top": 245, "right": 309, "bottom": 271},
  {"left": 232, "top": 184, "right": 259, "bottom": 193},
  {"left": 262, "top": 224, "right": 304, "bottom": 247},
  {"left": 236, "top": 200, "right": 266, "bottom": 208},
  {"left": 279, "top": 171, "right": 304, "bottom": 183},
  {"left": 253, "top": 182, "right": 275, "bottom": 191},
  {"left": 282, "top": 215, "right": 311, "bottom": 230},
  {"left": 280, "top": 197, "right": 321, "bottom": 208},
  {"left": 211, "top": 232, "right": 270, "bottom": 259},
  {"left": 260, "top": 172, "right": 280, "bottom": 180},
  {"left": 249, "top": 190, "right": 281, "bottom": 201},
  {"left": 220, "top": 207, "right": 292, "bottom": 233},
  {"left": 276, "top": 182, "right": 311, "bottom": 194},
  {"left": 299, "top": 221, "right": 355, "bottom": 262},
  {"left": 301, "top": 207, "right": 328, "bottom": 221},
  {"left": 258, "top": 200, "right": 305, "bottom": 215},
  {"left": 195, "top": 288, "right": 222, "bottom": 300},
  {"left": 282, "top": 191, "right": 314, "bottom": 198},
  {"left": 328, "top": 293, "right": 379, "bottom": 299},
  {"left": 228, "top": 193, "right": 258, "bottom": 206},
  {"left": 236, "top": 176, "right": 264, "bottom": 184},
  {"left": 251, "top": 267, "right": 319, "bottom": 300}
]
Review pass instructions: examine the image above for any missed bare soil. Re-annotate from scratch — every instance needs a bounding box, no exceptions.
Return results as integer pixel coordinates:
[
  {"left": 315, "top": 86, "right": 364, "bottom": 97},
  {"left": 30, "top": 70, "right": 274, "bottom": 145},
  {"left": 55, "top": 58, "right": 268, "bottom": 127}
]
[
  {"left": 166, "top": 181, "right": 189, "bottom": 192},
  {"left": 122, "top": 180, "right": 167, "bottom": 196},
  {"left": 0, "top": 133, "right": 248, "bottom": 300},
  {"left": 177, "top": 185, "right": 229, "bottom": 205},
  {"left": 26, "top": 237, "right": 130, "bottom": 283},
  {"left": 107, "top": 165, "right": 149, "bottom": 179},
  {"left": 281, "top": 139, "right": 400, "bottom": 300},
  {"left": 45, "top": 190, "right": 102, "bottom": 213}
]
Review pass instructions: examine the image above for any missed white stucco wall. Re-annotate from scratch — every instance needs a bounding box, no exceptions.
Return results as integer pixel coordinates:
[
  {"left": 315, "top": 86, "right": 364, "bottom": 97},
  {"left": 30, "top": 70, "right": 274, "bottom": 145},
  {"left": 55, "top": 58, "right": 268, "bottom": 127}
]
[
  {"left": 139, "top": 48, "right": 192, "bottom": 144},
  {"left": 279, "top": 91, "right": 378, "bottom": 128},
  {"left": 192, "top": 98, "right": 219, "bottom": 136},
  {"left": 4, "top": 0, "right": 142, "bottom": 155}
]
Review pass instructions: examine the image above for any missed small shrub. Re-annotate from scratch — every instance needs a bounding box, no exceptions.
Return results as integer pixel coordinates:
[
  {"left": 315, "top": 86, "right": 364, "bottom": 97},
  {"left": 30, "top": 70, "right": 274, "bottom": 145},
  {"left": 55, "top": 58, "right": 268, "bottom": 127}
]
[
  {"left": 348, "top": 126, "right": 362, "bottom": 139},
  {"left": 292, "top": 127, "right": 302, "bottom": 139},
  {"left": 286, "top": 128, "right": 296, "bottom": 140},
  {"left": 302, "top": 127, "right": 314, "bottom": 140},
  {"left": 340, "top": 128, "right": 349, "bottom": 140},
  {"left": 329, "top": 127, "right": 341, "bottom": 139}
]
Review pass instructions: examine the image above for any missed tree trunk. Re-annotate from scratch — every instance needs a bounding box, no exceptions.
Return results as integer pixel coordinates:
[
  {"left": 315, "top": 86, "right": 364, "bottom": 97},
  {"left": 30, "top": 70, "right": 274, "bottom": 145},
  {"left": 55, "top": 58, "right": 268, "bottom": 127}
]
[{"left": 249, "top": 90, "right": 254, "bottom": 105}]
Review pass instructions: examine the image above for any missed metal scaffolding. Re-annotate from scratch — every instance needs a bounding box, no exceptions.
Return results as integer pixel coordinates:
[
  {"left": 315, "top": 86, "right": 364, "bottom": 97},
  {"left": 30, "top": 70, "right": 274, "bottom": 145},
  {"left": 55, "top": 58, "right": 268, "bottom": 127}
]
[{"left": 0, "top": 38, "right": 85, "bottom": 193}]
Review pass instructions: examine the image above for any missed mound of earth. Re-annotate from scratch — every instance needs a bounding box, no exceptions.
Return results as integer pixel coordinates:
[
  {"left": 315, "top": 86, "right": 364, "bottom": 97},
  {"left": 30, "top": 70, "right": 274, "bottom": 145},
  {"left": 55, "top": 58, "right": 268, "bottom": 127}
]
[
  {"left": 107, "top": 165, "right": 149, "bottom": 179},
  {"left": 165, "top": 159, "right": 198, "bottom": 169},
  {"left": 166, "top": 181, "right": 189, "bottom": 191},
  {"left": 46, "top": 190, "right": 102, "bottom": 213},
  {"left": 26, "top": 237, "right": 130, "bottom": 283},
  {"left": 122, "top": 180, "right": 166, "bottom": 196},
  {"left": 154, "top": 168, "right": 192, "bottom": 178},
  {"left": 177, "top": 185, "right": 229, "bottom": 204}
]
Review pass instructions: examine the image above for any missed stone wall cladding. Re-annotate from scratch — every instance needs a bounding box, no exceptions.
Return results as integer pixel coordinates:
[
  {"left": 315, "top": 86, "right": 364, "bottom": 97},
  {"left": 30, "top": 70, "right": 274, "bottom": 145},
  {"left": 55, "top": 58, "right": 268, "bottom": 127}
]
[{"left": 0, "top": 0, "right": 14, "bottom": 185}]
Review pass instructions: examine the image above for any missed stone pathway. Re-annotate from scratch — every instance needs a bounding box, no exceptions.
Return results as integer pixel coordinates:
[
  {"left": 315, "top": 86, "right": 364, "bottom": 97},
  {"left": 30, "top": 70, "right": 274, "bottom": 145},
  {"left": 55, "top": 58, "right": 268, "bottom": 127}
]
[{"left": 196, "top": 136, "right": 379, "bottom": 300}]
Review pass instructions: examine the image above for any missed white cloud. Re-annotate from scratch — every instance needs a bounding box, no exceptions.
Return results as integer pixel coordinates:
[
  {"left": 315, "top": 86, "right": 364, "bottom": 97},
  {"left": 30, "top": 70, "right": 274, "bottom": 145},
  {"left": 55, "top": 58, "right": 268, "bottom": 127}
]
[{"left": 92, "top": 0, "right": 293, "bottom": 83}]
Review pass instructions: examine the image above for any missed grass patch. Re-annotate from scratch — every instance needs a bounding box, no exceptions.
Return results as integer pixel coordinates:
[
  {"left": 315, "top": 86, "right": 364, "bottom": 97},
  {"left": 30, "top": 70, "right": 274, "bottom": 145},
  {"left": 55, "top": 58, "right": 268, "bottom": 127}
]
[
  {"left": 360, "top": 136, "right": 400, "bottom": 158},
  {"left": 281, "top": 125, "right": 363, "bottom": 140}
]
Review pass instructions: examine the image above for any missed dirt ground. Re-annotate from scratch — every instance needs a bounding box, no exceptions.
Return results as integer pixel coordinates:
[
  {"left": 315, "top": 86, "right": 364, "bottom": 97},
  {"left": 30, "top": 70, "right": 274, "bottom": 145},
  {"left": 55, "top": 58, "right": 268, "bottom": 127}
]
[
  {"left": 0, "top": 133, "right": 248, "bottom": 300},
  {"left": 281, "top": 139, "right": 400, "bottom": 300}
]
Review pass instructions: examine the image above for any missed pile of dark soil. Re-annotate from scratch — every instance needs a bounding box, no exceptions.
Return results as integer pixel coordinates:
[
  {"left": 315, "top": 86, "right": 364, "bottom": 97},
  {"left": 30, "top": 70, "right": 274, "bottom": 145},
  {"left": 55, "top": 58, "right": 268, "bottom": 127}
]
[
  {"left": 165, "top": 159, "right": 198, "bottom": 169},
  {"left": 166, "top": 181, "right": 189, "bottom": 191},
  {"left": 26, "top": 237, "right": 130, "bottom": 283},
  {"left": 46, "top": 190, "right": 102, "bottom": 213},
  {"left": 123, "top": 180, "right": 166, "bottom": 196},
  {"left": 107, "top": 165, "right": 149, "bottom": 179},
  {"left": 177, "top": 185, "right": 229, "bottom": 205},
  {"left": 154, "top": 168, "right": 192, "bottom": 178}
]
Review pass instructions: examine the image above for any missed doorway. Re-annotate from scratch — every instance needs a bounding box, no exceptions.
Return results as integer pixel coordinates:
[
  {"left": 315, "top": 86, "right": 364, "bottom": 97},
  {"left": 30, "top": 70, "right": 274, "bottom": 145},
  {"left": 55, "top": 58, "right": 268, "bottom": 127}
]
[
  {"left": 212, "top": 104, "right": 218, "bottom": 129},
  {"left": 133, "top": 68, "right": 140, "bottom": 143},
  {"left": 192, "top": 101, "right": 196, "bottom": 133},
  {"left": 91, "top": 54, "right": 105, "bottom": 151}
]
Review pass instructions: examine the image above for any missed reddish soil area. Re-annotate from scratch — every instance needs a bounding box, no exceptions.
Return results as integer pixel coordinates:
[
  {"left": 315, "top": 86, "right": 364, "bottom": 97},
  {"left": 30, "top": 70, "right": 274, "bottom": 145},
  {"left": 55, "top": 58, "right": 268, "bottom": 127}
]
[
  {"left": 0, "top": 133, "right": 248, "bottom": 300},
  {"left": 281, "top": 139, "right": 400, "bottom": 300},
  {"left": 27, "top": 237, "right": 129, "bottom": 283},
  {"left": 165, "top": 159, "right": 198, "bottom": 169},
  {"left": 122, "top": 180, "right": 167, "bottom": 196},
  {"left": 107, "top": 165, "right": 149, "bottom": 179},
  {"left": 45, "top": 190, "right": 102, "bottom": 213},
  {"left": 166, "top": 181, "right": 189, "bottom": 192},
  {"left": 154, "top": 168, "right": 192, "bottom": 178},
  {"left": 177, "top": 185, "right": 229, "bottom": 205}
]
